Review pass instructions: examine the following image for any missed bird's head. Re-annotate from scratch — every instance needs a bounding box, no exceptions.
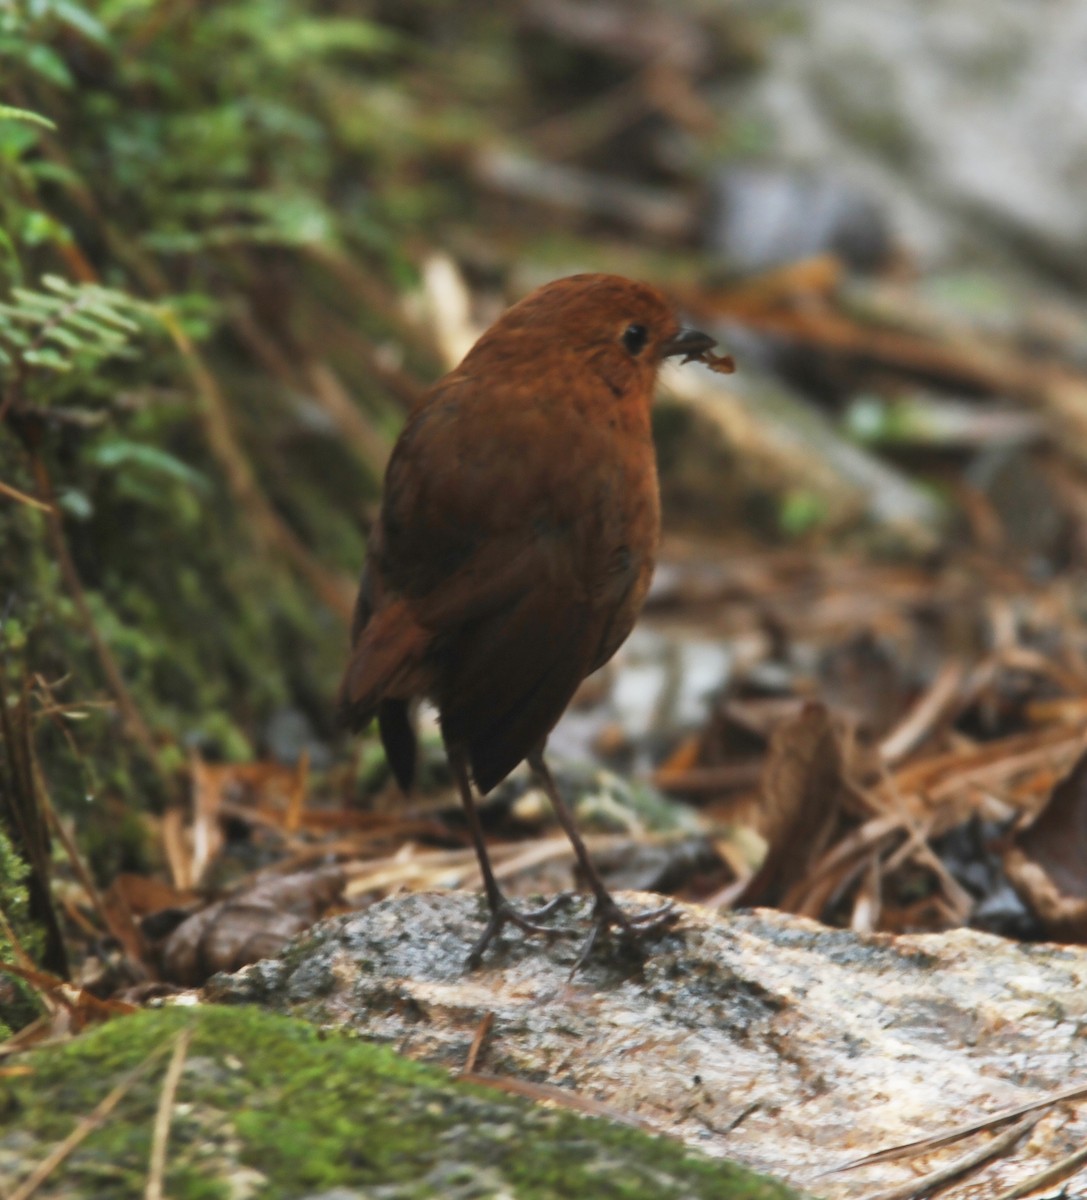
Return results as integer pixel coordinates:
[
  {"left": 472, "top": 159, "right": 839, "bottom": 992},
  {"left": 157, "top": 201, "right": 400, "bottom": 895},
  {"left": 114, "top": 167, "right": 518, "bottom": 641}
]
[{"left": 460, "top": 273, "right": 717, "bottom": 405}]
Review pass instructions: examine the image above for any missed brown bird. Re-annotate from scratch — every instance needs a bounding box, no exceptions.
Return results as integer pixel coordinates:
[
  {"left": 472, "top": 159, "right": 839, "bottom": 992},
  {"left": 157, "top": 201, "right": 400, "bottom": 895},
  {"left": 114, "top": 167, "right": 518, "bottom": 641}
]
[{"left": 339, "top": 273, "right": 719, "bottom": 967}]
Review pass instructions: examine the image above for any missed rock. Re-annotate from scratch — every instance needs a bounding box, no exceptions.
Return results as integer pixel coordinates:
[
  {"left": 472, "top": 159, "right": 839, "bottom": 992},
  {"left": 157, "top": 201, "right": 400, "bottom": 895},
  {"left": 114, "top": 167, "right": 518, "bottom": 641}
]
[
  {"left": 704, "top": 165, "right": 893, "bottom": 274},
  {"left": 732, "top": 0, "right": 1087, "bottom": 278},
  {"left": 212, "top": 892, "right": 1087, "bottom": 1199},
  {"left": 263, "top": 707, "right": 332, "bottom": 770}
]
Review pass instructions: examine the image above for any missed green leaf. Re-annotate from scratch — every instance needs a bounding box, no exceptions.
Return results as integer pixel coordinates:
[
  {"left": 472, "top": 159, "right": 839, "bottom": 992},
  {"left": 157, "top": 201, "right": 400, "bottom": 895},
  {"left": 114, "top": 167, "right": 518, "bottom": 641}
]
[
  {"left": 779, "top": 490, "right": 828, "bottom": 537},
  {"left": 6, "top": 288, "right": 61, "bottom": 317},
  {"left": 88, "top": 439, "right": 211, "bottom": 492},
  {"left": 251, "top": 17, "right": 402, "bottom": 65},
  {"left": 57, "top": 488, "right": 94, "bottom": 520},
  {"left": 24, "top": 44, "right": 74, "bottom": 89},
  {"left": 52, "top": 1, "right": 110, "bottom": 46},
  {"left": 0, "top": 105, "right": 57, "bottom": 132},
  {"left": 23, "top": 346, "right": 71, "bottom": 370},
  {"left": 18, "top": 210, "right": 73, "bottom": 247},
  {"left": 42, "top": 323, "right": 94, "bottom": 351}
]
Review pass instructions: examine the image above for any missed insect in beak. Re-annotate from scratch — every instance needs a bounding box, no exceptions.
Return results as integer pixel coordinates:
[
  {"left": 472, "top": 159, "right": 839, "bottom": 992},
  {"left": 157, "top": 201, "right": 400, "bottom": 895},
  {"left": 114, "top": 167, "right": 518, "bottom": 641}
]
[{"left": 661, "top": 328, "right": 717, "bottom": 361}]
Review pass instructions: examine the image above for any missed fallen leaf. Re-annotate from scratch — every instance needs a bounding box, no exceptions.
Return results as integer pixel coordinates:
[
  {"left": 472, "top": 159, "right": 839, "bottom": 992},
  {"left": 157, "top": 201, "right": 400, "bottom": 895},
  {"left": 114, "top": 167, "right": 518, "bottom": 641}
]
[
  {"left": 1004, "top": 741, "right": 1087, "bottom": 941},
  {"left": 161, "top": 866, "right": 346, "bottom": 986},
  {"left": 734, "top": 702, "right": 847, "bottom": 908}
]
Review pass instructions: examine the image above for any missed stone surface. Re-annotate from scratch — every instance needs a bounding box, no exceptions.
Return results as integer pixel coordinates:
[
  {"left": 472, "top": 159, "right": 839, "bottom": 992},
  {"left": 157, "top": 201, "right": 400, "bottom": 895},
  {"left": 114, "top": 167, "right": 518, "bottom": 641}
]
[
  {"left": 212, "top": 892, "right": 1087, "bottom": 1199},
  {"left": 730, "top": 0, "right": 1087, "bottom": 279}
]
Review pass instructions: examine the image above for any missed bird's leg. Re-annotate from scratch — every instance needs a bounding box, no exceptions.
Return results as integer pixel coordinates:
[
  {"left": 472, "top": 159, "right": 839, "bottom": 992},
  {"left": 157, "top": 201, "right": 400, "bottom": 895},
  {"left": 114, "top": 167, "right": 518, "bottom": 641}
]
[
  {"left": 528, "top": 749, "right": 678, "bottom": 972},
  {"left": 447, "top": 744, "right": 571, "bottom": 966}
]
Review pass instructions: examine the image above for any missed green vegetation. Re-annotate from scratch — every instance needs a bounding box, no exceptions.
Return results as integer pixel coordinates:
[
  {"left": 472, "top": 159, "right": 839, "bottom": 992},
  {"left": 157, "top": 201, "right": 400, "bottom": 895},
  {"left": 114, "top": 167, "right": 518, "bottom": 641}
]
[
  {"left": 0, "top": 822, "right": 42, "bottom": 1038},
  {"left": 0, "top": 0, "right": 472, "bottom": 845},
  {"left": 0, "top": 0, "right": 476, "bottom": 984},
  {"left": 0, "top": 1005, "right": 801, "bottom": 1199},
  {"left": 0, "top": 0, "right": 729, "bottom": 854}
]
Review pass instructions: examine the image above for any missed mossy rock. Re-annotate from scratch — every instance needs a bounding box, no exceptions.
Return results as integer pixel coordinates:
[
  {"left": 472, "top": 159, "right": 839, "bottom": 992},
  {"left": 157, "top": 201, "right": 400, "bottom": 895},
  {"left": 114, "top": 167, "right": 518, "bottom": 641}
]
[{"left": 0, "top": 1005, "right": 803, "bottom": 1199}]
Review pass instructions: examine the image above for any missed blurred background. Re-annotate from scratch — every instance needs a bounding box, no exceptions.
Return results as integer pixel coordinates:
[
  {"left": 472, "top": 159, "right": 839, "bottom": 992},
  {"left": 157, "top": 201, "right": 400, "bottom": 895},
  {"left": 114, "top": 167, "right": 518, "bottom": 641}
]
[{"left": 5, "top": 0, "right": 1087, "bottom": 1004}]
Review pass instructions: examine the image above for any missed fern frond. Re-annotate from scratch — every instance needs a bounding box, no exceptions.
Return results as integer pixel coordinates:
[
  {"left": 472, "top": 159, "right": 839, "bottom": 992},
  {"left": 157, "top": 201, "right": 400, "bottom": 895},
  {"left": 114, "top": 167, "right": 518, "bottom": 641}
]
[{"left": 0, "top": 276, "right": 154, "bottom": 387}]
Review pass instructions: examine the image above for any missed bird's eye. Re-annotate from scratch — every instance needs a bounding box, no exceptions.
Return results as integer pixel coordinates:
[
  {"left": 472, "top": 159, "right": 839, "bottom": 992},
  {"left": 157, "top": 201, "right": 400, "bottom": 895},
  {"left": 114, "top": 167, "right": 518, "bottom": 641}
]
[{"left": 621, "top": 323, "right": 649, "bottom": 356}]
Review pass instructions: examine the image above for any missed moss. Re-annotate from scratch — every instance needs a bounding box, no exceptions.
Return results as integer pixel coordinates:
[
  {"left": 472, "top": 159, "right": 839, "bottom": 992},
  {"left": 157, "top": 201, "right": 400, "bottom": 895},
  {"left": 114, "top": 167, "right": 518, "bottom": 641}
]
[
  {"left": 0, "top": 823, "right": 44, "bottom": 1038},
  {"left": 0, "top": 418, "right": 356, "bottom": 873},
  {"left": 0, "top": 1005, "right": 803, "bottom": 1199}
]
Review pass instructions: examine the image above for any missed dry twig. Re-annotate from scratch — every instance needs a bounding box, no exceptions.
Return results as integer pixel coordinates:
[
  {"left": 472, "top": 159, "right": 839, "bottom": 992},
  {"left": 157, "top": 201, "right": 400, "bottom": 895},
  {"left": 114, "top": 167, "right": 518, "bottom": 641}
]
[
  {"left": 862, "top": 1112, "right": 1044, "bottom": 1200},
  {"left": 7, "top": 1035, "right": 178, "bottom": 1200},
  {"left": 144, "top": 1026, "right": 193, "bottom": 1200},
  {"left": 461, "top": 1012, "right": 494, "bottom": 1076}
]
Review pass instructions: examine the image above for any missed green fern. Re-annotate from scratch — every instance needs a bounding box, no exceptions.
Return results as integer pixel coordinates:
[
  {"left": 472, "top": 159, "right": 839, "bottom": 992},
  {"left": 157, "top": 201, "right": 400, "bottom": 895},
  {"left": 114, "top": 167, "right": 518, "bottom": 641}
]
[{"left": 0, "top": 274, "right": 152, "bottom": 381}]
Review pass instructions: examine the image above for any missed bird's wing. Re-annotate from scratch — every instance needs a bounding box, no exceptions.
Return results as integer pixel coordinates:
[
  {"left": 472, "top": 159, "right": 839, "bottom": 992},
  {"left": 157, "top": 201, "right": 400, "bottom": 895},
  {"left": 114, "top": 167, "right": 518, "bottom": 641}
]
[
  {"left": 374, "top": 372, "right": 599, "bottom": 626},
  {"left": 341, "top": 372, "right": 645, "bottom": 789},
  {"left": 340, "top": 376, "right": 571, "bottom": 705}
]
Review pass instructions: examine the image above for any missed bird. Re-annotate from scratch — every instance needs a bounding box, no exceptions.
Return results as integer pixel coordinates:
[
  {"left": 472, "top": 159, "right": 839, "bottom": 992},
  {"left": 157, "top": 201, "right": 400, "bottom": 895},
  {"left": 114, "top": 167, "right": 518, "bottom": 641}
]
[{"left": 338, "top": 272, "right": 721, "bottom": 968}]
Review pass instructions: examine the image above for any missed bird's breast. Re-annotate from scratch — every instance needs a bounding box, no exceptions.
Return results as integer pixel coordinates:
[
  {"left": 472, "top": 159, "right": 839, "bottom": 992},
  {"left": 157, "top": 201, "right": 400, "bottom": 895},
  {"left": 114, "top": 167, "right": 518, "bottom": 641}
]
[{"left": 545, "top": 424, "right": 660, "bottom": 607}]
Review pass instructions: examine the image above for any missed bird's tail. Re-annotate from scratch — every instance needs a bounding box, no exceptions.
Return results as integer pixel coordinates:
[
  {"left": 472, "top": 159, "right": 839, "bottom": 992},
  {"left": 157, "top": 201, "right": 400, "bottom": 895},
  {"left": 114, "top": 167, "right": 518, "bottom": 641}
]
[
  {"left": 336, "top": 599, "right": 430, "bottom": 735},
  {"left": 377, "top": 698, "right": 417, "bottom": 794}
]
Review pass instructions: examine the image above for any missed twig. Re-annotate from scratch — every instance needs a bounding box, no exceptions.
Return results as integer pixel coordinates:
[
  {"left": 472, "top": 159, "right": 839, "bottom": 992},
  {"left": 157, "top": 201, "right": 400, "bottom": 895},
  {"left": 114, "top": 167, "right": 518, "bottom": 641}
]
[
  {"left": 992, "top": 1138, "right": 1087, "bottom": 1200},
  {"left": 834, "top": 1078, "right": 1087, "bottom": 1172},
  {"left": 284, "top": 750, "right": 309, "bottom": 835},
  {"left": 303, "top": 361, "right": 391, "bottom": 480},
  {"left": 524, "top": 69, "right": 653, "bottom": 159},
  {"left": 144, "top": 1026, "right": 192, "bottom": 1200},
  {"left": 0, "top": 674, "right": 69, "bottom": 976},
  {"left": 862, "top": 1112, "right": 1043, "bottom": 1200},
  {"left": 461, "top": 1011, "right": 493, "bottom": 1076},
  {"left": 228, "top": 308, "right": 392, "bottom": 478},
  {"left": 882, "top": 723, "right": 1084, "bottom": 807},
  {"left": 879, "top": 660, "right": 967, "bottom": 765},
  {"left": 25, "top": 449, "right": 165, "bottom": 780},
  {"left": 461, "top": 1070, "right": 650, "bottom": 1131},
  {"left": 34, "top": 762, "right": 116, "bottom": 951},
  {"left": 162, "top": 312, "right": 355, "bottom": 620},
  {"left": 652, "top": 761, "right": 764, "bottom": 794},
  {"left": 778, "top": 812, "right": 905, "bottom": 915},
  {"left": 0, "top": 478, "right": 53, "bottom": 513},
  {"left": 8, "top": 1036, "right": 177, "bottom": 1200},
  {"left": 472, "top": 147, "right": 692, "bottom": 240},
  {"left": 0, "top": 908, "right": 37, "bottom": 977},
  {"left": 662, "top": 363, "right": 942, "bottom": 549},
  {"left": 695, "top": 291, "right": 1087, "bottom": 471}
]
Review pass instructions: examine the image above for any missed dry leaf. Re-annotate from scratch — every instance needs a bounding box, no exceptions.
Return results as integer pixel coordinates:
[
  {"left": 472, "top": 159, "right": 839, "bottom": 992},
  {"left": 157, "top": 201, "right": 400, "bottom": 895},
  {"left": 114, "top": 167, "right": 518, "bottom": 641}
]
[
  {"left": 161, "top": 866, "right": 346, "bottom": 986},
  {"left": 1004, "top": 742, "right": 1087, "bottom": 941},
  {"left": 734, "top": 701, "right": 847, "bottom": 908}
]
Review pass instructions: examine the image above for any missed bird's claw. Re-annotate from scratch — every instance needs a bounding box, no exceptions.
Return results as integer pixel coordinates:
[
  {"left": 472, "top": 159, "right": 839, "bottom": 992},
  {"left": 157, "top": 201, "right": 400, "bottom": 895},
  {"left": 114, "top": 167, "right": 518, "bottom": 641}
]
[
  {"left": 568, "top": 895, "right": 680, "bottom": 978},
  {"left": 466, "top": 891, "right": 575, "bottom": 967},
  {"left": 595, "top": 894, "right": 678, "bottom": 936}
]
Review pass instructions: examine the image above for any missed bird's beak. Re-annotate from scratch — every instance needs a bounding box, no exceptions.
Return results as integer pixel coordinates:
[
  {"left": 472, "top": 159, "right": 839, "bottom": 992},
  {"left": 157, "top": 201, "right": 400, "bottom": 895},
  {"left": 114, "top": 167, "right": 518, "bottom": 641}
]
[{"left": 661, "top": 327, "right": 717, "bottom": 360}]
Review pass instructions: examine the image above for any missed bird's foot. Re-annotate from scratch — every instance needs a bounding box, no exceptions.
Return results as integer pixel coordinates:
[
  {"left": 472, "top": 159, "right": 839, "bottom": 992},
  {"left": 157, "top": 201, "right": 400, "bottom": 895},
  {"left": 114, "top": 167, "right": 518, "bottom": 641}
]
[
  {"left": 569, "top": 894, "right": 679, "bottom": 978},
  {"left": 466, "top": 891, "right": 574, "bottom": 967}
]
